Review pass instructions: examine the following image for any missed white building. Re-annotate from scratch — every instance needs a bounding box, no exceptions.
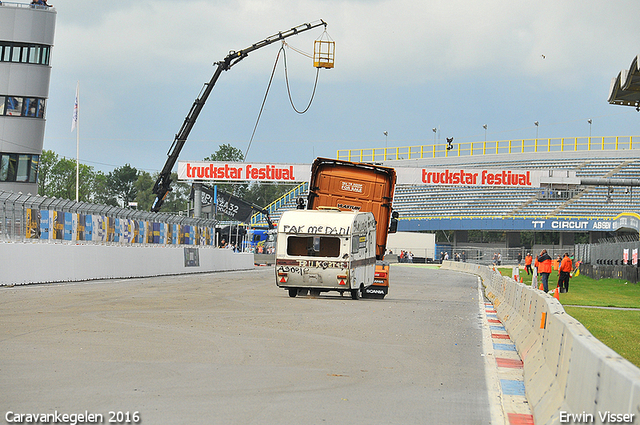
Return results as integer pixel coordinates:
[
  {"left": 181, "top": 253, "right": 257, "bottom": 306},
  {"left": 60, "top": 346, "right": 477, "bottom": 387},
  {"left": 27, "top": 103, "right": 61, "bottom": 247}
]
[{"left": 0, "top": 2, "right": 56, "bottom": 194}]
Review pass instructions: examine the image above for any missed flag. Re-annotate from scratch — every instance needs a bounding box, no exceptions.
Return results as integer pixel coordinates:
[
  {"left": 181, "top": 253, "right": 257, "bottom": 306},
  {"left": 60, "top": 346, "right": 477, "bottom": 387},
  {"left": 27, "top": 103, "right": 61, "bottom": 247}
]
[{"left": 71, "top": 82, "right": 78, "bottom": 132}]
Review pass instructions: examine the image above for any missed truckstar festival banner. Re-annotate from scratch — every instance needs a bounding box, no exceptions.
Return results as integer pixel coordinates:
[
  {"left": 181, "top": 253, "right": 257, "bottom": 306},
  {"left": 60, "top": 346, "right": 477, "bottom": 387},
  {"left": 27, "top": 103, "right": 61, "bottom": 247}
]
[
  {"left": 178, "top": 160, "right": 551, "bottom": 188},
  {"left": 178, "top": 161, "right": 311, "bottom": 182},
  {"left": 394, "top": 167, "right": 545, "bottom": 187}
]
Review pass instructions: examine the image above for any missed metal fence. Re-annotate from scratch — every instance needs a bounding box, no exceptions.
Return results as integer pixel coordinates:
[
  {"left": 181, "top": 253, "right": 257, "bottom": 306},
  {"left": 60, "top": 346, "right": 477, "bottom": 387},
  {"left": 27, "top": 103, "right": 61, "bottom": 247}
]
[
  {"left": 0, "top": 191, "right": 218, "bottom": 245},
  {"left": 575, "top": 238, "right": 640, "bottom": 266},
  {"left": 337, "top": 135, "right": 640, "bottom": 162}
]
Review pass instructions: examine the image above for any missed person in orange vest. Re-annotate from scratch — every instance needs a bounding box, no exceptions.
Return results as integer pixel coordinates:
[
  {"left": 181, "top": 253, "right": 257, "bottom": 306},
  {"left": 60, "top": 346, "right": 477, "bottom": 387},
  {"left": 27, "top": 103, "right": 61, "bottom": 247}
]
[
  {"left": 537, "top": 249, "right": 553, "bottom": 292},
  {"left": 524, "top": 253, "right": 533, "bottom": 275},
  {"left": 558, "top": 253, "right": 573, "bottom": 293}
]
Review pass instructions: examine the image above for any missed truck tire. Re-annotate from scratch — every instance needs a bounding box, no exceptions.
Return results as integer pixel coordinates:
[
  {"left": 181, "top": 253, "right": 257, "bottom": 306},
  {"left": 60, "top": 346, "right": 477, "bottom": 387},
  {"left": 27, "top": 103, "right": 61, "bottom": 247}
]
[
  {"left": 288, "top": 288, "right": 297, "bottom": 298},
  {"left": 350, "top": 284, "right": 363, "bottom": 300}
]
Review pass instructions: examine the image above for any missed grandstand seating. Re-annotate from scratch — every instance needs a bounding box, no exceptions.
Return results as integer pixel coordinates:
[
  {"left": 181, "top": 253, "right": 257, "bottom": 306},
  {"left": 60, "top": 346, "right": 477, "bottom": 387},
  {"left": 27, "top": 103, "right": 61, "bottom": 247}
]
[{"left": 251, "top": 148, "right": 640, "bottom": 227}]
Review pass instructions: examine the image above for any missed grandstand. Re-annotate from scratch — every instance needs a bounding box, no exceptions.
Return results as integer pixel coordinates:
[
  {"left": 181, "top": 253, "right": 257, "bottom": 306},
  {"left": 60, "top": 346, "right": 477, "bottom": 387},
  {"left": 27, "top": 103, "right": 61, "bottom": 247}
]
[
  {"left": 390, "top": 151, "right": 640, "bottom": 220},
  {"left": 252, "top": 137, "right": 640, "bottom": 244}
]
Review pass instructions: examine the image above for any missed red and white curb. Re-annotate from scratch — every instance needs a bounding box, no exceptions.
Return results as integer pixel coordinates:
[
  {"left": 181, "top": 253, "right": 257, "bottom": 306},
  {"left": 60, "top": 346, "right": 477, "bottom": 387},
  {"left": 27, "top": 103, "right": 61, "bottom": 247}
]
[{"left": 478, "top": 278, "right": 535, "bottom": 425}]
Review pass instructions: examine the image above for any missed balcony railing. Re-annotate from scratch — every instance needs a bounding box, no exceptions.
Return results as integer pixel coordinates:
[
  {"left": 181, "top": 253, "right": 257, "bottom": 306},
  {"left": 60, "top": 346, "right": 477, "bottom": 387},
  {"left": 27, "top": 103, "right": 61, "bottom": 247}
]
[{"left": 337, "top": 136, "right": 640, "bottom": 162}]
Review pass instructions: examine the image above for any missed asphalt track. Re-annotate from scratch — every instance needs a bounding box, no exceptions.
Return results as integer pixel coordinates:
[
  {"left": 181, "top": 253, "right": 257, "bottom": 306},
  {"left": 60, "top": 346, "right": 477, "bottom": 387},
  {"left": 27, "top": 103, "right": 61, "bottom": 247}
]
[{"left": 1, "top": 264, "right": 494, "bottom": 425}]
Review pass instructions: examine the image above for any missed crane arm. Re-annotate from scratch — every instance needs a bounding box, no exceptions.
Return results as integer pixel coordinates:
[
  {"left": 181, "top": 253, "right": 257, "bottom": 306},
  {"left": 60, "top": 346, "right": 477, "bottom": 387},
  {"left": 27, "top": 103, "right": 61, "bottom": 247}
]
[{"left": 151, "top": 20, "right": 327, "bottom": 212}]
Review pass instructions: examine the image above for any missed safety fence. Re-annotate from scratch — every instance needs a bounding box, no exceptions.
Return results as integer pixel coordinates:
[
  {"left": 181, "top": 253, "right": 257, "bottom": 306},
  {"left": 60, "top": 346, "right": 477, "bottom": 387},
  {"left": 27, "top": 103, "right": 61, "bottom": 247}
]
[
  {"left": 249, "top": 181, "right": 308, "bottom": 227},
  {"left": 575, "top": 239, "right": 640, "bottom": 266},
  {"left": 0, "top": 191, "right": 218, "bottom": 246},
  {"left": 337, "top": 135, "right": 640, "bottom": 162},
  {"left": 441, "top": 261, "right": 640, "bottom": 425}
]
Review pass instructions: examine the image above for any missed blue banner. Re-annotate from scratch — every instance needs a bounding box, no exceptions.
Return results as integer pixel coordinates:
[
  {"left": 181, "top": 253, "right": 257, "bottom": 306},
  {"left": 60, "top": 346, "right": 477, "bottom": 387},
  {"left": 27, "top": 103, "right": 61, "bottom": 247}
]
[
  {"left": 64, "top": 212, "right": 73, "bottom": 241},
  {"left": 398, "top": 213, "right": 640, "bottom": 232}
]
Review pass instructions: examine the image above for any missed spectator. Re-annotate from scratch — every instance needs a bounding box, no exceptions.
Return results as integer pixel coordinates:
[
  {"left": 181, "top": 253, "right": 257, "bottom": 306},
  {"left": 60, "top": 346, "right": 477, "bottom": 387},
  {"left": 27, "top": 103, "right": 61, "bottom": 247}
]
[
  {"left": 517, "top": 252, "right": 522, "bottom": 265},
  {"left": 461, "top": 251, "right": 466, "bottom": 262},
  {"left": 537, "top": 249, "right": 553, "bottom": 292},
  {"left": 558, "top": 253, "right": 572, "bottom": 293},
  {"left": 524, "top": 253, "right": 533, "bottom": 275}
]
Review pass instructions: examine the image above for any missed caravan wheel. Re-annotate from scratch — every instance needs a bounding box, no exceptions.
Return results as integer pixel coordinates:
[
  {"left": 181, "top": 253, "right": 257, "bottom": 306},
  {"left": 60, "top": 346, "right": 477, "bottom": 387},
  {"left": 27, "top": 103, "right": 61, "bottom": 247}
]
[
  {"left": 350, "top": 284, "right": 363, "bottom": 300},
  {"left": 288, "top": 288, "right": 297, "bottom": 298}
]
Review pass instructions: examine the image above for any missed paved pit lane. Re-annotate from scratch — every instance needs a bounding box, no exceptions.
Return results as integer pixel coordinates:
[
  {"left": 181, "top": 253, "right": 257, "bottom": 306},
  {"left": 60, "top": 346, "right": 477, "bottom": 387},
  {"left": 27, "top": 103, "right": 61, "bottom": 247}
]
[{"left": 1, "top": 264, "right": 494, "bottom": 424}]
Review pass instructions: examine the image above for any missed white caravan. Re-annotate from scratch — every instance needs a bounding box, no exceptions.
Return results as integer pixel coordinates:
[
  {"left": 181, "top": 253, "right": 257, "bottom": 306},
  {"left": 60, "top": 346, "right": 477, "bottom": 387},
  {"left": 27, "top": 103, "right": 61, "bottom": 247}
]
[{"left": 275, "top": 209, "right": 377, "bottom": 299}]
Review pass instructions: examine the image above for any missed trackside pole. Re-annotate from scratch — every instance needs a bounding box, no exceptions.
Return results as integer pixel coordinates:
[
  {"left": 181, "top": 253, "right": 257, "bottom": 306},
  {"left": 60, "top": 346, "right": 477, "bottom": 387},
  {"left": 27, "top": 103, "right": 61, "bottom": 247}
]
[{"left": 531, "top": 269, "right": 538, "bottom": 289}]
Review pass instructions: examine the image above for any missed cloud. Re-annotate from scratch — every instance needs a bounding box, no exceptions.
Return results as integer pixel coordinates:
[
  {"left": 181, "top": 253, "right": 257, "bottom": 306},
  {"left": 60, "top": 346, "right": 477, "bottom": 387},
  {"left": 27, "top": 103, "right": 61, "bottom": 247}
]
[
  {"left": 54, "top": 0, "right": 640, "bottom": 90},
  {"left": 42, "top": 0, "right": 640, "bottom": 172}
]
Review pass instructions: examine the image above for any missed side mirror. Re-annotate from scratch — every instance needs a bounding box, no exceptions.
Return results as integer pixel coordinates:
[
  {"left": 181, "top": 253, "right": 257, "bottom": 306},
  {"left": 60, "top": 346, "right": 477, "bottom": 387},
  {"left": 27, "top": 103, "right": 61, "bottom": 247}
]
[{"left": 389, "top": 211, "right": 399, "bottom": 234}]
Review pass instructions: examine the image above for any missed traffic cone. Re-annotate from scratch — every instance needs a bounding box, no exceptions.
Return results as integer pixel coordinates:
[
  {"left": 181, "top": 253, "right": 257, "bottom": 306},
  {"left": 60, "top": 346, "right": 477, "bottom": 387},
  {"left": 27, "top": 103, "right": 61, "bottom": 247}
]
[
  {"left": 553, "top": 287, "right": 560, "bottom": 301},
  {"left": 520, "top": 276, "right": 523, "bottom": 283},
  {"left": 539, "top": 282, "right": 543, "bottom": 291}
]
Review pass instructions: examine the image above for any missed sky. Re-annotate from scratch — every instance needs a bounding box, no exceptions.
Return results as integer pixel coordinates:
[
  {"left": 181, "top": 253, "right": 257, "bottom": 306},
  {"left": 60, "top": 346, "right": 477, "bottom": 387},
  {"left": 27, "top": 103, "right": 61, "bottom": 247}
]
[{"left": 42, "top": 0, "right": 640, "bottom": 175}]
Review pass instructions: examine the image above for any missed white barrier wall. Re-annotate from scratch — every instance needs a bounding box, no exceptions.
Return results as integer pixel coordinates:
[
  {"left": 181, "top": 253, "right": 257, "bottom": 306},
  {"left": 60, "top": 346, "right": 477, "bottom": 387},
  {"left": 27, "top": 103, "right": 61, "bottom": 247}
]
[
  {"left": 441, "top": 261, "right": 640, "bottom": 425},
  {"left": 0, "top": 243, "right": 254, "bottom": 286}
]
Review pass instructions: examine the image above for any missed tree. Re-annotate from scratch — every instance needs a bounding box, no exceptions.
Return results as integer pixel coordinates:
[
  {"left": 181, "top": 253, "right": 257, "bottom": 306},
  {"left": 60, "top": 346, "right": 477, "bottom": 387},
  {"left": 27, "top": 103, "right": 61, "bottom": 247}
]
[
  {"left": 108, "top": 164, "right": 138, "bottom": 207},
  {"left": 38, "top": 150, "right": 95, "bottom": 202},
  {"left": 92, "top": 171, "right": 119, "bottom": 206},
  {"left": 161, "top": 172, "right": 190, "bottom": 212},
  {"left": 204, "top": 144, "right": 244, "bottom": 162},
  {"left": 204, "top": 144, "right": 247, "bottom": 198},
  {"left": 245, "top": 182, "right": 298, "bottom": 208},
  {"left": 133, "top": 170, "right": 155, "bottom": 211},
  {"left": 37, "top": 149, "right": 57, "bottom": 196}
]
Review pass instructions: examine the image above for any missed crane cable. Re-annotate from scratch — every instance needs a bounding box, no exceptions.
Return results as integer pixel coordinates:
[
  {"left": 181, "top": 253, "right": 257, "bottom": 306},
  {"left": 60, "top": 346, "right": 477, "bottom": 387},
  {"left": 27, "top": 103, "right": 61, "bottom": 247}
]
[
  {"left": 244, "top": 42, "right": 321, "bottom": 160},
  {"left": 244, "top": 47, "right": 282, "bottom": 161},
  {"left": 282, "top": 44, "right": 320, "bottom": 114}
]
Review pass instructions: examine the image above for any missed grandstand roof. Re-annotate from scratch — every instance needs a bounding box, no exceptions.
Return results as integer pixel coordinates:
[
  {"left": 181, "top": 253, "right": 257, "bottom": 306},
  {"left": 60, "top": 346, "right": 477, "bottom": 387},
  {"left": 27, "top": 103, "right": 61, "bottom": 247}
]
[{"left": 608, "top": 54, "right": 640, "bottom": 109}]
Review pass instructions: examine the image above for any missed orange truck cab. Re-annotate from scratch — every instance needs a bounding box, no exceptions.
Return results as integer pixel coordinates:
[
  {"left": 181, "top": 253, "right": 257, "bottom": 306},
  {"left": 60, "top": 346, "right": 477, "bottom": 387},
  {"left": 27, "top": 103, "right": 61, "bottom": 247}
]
[{"left": 305, "top": 158, "right": 397, "bottom": 299}]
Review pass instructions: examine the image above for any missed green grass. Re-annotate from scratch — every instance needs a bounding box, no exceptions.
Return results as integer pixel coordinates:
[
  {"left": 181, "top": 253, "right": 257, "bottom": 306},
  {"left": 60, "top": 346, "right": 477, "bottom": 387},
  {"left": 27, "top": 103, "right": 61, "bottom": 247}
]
[
  {"left": 563, "top": 307, "right": 640, "bottom": 368},
  {"left": 498, "top": 267, "right": 640, "bottom": 368}
]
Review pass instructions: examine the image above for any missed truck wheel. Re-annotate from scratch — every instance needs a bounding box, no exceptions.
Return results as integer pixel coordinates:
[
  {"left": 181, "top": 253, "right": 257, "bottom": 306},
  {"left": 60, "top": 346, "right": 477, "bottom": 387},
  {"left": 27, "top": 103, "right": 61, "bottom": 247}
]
[
  {"left": 288, "top": 288, "right": 297, "bottom": 298},
  {"left": 350, "top": 284, "right": 363, "bottom": 300}
]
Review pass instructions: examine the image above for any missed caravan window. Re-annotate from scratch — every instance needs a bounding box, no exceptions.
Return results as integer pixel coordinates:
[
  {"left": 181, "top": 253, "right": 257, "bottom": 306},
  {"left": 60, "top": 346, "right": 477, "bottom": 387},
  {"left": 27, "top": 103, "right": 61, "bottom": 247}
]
[
  {"left": 287, "top": 236, "right": 340, "bottom": 258},
  {"left": 351, "top": 234, "right": 368, "bottom": 254}
]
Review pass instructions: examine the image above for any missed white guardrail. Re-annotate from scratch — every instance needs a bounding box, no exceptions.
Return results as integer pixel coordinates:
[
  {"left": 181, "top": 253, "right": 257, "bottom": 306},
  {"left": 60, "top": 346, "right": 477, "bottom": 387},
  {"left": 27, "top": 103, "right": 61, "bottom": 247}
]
[
  {"left": 0, "top": 243, "right": 255, "bottom": 286},
  {"left": 441, "top": 261, "right": 640, "bottom": 425}
]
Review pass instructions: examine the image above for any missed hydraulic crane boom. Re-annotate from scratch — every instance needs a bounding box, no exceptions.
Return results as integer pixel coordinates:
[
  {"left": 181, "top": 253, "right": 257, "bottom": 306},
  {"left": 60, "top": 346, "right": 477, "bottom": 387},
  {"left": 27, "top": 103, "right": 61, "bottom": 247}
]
[{"left": 151, "top": 20, "right": 327, "bottom": 212}]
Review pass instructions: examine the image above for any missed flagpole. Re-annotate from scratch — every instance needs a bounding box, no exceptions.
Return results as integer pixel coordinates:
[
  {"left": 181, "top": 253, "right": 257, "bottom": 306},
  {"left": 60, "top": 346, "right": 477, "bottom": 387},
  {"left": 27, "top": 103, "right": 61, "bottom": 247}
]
[{"left": 73, "top": 82, "right": 79, "bottom": 202}]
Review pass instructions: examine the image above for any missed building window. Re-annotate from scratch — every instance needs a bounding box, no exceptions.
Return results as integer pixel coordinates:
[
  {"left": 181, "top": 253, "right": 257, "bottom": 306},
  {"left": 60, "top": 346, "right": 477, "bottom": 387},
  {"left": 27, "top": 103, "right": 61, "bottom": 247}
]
[
  {"left": 0, "top": 153, "right": 39, "bottom": 183},
  {"left": 37, "top": 99, "right": 45, "bottom": 118},
  {"left": 6, "top": 97, "right": 22, "bottom": 116},
  {"left": 0, "top": 96, "right": 46, "bottom": 118},
  {"left": 29, "top": 155, "right": 39, "bottom": 183},
  {"left": 0, "top": 155, "right": 10, "bottom": 181},
  {"left": 0, "top": 42, "right": 51, "bottom": 66},
  {"left": 24, "top": 98, "right": 38, "bottom": 117},
  {"left": 16, "top": 155, "right": 30, "bottom": 182}
]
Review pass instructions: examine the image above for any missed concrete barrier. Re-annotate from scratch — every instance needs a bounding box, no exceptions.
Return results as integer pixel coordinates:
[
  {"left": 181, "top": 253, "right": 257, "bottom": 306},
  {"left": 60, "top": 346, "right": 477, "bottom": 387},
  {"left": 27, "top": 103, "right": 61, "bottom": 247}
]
[
  {"left": 442, "top": 260, "right": 640, "bottom": 425},
  {"left": 0, "top": 242, "right": 254, "bottom": 286}
]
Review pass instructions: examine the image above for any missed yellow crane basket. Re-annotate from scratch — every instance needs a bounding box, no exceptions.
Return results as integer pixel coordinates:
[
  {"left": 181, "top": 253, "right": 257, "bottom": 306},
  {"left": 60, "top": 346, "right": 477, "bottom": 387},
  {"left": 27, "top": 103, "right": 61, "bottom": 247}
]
[{"left": 314, "top": 36, "right": 335, "bottom": 69}]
